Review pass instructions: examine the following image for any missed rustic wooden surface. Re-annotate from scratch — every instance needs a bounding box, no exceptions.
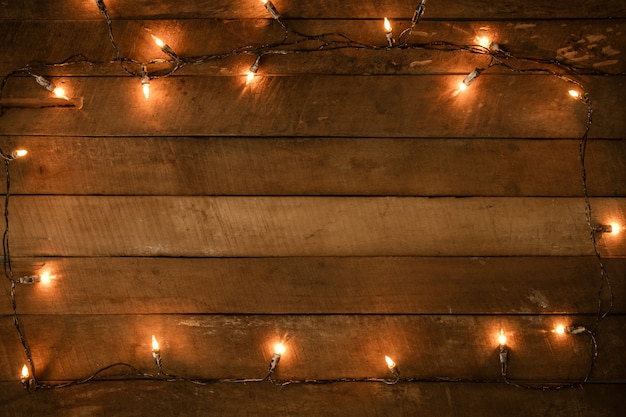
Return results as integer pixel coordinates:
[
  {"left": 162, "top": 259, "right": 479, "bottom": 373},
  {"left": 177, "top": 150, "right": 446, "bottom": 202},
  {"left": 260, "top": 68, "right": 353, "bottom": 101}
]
[
  {"left": 2, "top": 137, "right": 625, "bottom": 197},
  {"left": 1, "top": 314, "right": 623, "bottom": 381},
  {"left": 6, "top": 196, "right": 626, "bottom": 257},
  {"left": 1, "top": 0, "right": 624, "bottom": 415},
  {"left": 1, "top": 382, "right": 624, "bottom": 417},
  {"left": 3, "top": 256, "right": 625, "bottom": 315},
  {"left": 1, "top": 75, "right": 623, "bottom": 138}
]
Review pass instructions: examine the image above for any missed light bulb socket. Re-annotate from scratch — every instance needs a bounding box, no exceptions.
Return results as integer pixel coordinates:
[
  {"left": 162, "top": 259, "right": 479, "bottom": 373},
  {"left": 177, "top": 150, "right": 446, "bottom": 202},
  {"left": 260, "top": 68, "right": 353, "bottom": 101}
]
[
  {"left": 152, "top": 351, "right": 162, "bottom": 370},
  {"left": 388, "top": 364, "right": 400, "bottom": 378},
  {"left": 463, "top": 68, "right": 484, "bottom": 87},
  {"left": 268, "top": 352, "right": 281, "bottom": 372},
  {"left": 18, "top": 275, "right": 40, "bottom": 284},
  {"left": 499, "top": 345, "right": 508, "bottom": 376},
  {"left": 20, "top": 376, "right": 35, "bottom": 392},
  {"left": 33, "top": 74, "right": 55, "bottom": 92},
  {"left": 249, "top": 56, "right": 262, "bottom": 74},
  {"left": 264, "top": 1, "right": 281, "bottom": 20},
  {"left": 566, "top": 326, "right": 587, "bottom": 335},
  {"left": 593, "top": 224, "right": 612, "bottom": 234},
  {"left": 385, "top": 32, "right": 394, "bottom": 47}
]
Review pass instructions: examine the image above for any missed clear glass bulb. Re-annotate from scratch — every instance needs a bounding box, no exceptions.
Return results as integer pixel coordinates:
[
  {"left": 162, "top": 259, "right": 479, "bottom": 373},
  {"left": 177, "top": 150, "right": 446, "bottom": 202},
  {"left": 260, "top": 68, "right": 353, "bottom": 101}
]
[
  {"left": 384, "top": 18, "right": 392, "bottom": 33},
  {"left": 152, "top": 335, "right": 160, "bottom": 352},
  {"left": 21, "top": 364, "right": 29, "bottom": 379},
  {"left": 274, "top": 342, "right": 286, "bottom": 355},
  {"left": 498, "top": 329, "right": 506, "bottom": 346}
]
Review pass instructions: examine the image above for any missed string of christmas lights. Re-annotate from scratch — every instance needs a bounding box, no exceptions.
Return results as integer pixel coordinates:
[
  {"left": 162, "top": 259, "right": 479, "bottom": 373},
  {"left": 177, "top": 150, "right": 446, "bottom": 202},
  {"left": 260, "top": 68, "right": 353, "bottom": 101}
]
[{"left": 0, "top": 0, "right": 622, "bottom": 394}]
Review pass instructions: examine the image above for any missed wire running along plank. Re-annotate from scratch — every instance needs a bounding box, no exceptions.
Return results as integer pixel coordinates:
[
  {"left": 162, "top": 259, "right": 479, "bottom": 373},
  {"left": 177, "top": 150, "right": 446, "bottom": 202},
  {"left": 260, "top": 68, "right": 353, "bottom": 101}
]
[
  {"left": 1, "top": 19, "right": 623, "bottom": 75},
  {"left": 2, "top": 256, "right": 625, "bottom": 315},
  {"left": 2, "top": 137, "right": 625, "bottom": 197},
  {"left": 0, "top": 314, "right": 623, "bottom": 382},
  {"left": 0, "top": 76, "right": 623, "bottom": 138}
]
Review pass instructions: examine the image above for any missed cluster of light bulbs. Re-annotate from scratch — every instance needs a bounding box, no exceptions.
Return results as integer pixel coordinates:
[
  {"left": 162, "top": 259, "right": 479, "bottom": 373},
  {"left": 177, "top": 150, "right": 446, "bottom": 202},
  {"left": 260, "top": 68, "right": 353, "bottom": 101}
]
[{"left": 18, "top": 325, "right": 591, "bottom": 391}]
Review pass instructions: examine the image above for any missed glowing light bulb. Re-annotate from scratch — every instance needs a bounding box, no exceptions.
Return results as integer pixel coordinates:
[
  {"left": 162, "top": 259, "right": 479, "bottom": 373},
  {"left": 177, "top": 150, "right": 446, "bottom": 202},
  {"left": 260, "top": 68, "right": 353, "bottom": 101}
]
[
  {"left": 384, "top": 355, "right": 399, "bottom": 378},
  {"left": 10, "top": 149, "right": 28, "bottom": 159},
  {"left": 609, "top": 223, "right": 620, "bottom": 234},
  {"left": 457, "top": 82, "right": 468, "bottom": 91},
  {"left": 462, "top": 68, "right": 482, "bottom": 88},
  {"left": 21, "top": 365, "right": 29, "bottom": 380},
  {"left": 150, "top": 34, "right": 178, "bottom": 59},
  {"left": 498, "top": 329, "right": 507, "bottom": 346},
  {"left": 268, "top": 342, "right": 285, "bottom": 373},
  {"left": 594, "top": 224, "right": 613, "bottom": 234},
  {"left": 385, "top": 355, "right": 395, "bottom": 368},
  {"left": 261, "top": 0, "right": 281, "bottom": 20},
  {"left": 151, "top": 34, "right": 165, "bottom": 48},
  {"left": 475, "top": 36, "right": 491, "bottom": 48},
  {"left": 274, "top": 342, "right": 286, "bottom": 355},
  {"left": 53, "top": 87, "right": 69, "bottom": 100},
  {"left": 246, "top": 56, "right": 261, "bottom": 85},
  {"left": 568, "top": 90, "right": 580, "bottom": 98},
  {"left": 39, "top": 271, "right": 55, "bottom": 285},
  {"left": 383, "top": 18, "right": 394, "bottom": 46},
  {"left": 555, "top": 324, "right": 565, "bottom": 334},
  {"left": 151, "top": 335, "right": 160, "bottom": 353},
  {"left": 141, "top": 77, "right": 150, "bottom": 100}
]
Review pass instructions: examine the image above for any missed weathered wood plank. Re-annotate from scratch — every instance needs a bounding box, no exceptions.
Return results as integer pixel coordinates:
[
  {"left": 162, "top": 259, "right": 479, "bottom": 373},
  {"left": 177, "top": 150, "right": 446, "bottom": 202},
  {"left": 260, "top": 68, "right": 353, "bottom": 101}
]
[
  {"left": 1, "top": 382, "right": 625, "bottom": 417},
  {"left": 3, "top": 257, "right": 625, "bottom": 315},
  {"left": 0, "top": 314, "right": 623, "bottom": 381},
  {"left": 7, "top": 196, "right": 626, "bottom": 257},
  {"left": 0, "top": 76, "right": 622, "bottom": 138},
  {"left": 2, "top": 0, "right": 625, "bottom": 20},
  {"left": 2, "top": 19, "right": 623, "bottom": 75},
  {"left": 2, "top": 137, "right": 625, "bottom": 197}
]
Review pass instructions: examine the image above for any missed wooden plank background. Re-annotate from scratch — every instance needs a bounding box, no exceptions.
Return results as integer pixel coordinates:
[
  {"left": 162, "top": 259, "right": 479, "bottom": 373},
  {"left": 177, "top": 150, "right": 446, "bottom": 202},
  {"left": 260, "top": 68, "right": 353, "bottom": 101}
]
[
  {"left": 1, "top": 0, "right": 624, "bottom": 416},
  {"left": 3, "top": 256, "right": 625, "bottom": 315}
]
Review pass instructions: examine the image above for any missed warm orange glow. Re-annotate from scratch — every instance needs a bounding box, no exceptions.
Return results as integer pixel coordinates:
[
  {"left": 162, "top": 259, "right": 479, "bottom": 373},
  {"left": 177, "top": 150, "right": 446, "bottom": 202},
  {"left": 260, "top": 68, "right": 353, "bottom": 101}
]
[
  {"left": 273, "top": 342, "right": 286, "bottom": 355},
  {"left": 498, "top": 329, "right": 507, "bottom": 346},
  {"left": 475, "top": 36, "right": 491, "bottom": 48},
  {"left": 457, "top": 81, "right": 468, "bottom": 92},
  {"left": 384, "top": 355, "right": 396, "bottom": 368},
  {"left": 568, "top": 89, "right": 580, "bottom": 98},
  {"left": 53, "top": 87, "right": 68, "bottom": 100},
  {"left": 21, "top": 364, "right": 29, "bottom": 379},
  {"left": 261, "top": 0, "right": 268, "bottom": 3},
  {"left": 151, "top": 34, "right": 165, "bottom": 48},
  {"left": 152, "top": 335, "right": 160, "bottom": 352},
  {"left": 609, "top": 222, "right": 621, "bottom": 234},
  {"left": 384, "top": 18, "right": 392, "bottom": 33},
  {"left": 246, "top": 71, "right": 256, "bottom": 84},
  {"left": 555, "top": 324, "right": 566, "bottom": 335},
  {"left": 12, "top": 149, "right": 28, "bottom": 158},
  {"left": 142, "top": 82, "right": 150, "bottom": 100},
  {"left": 39, "top": 271, "right": 55, "bottom": 285}
]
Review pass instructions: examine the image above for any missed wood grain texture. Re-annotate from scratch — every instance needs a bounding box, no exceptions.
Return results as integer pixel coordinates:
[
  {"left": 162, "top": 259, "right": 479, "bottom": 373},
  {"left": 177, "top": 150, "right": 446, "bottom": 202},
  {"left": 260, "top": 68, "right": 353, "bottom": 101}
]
[
  {"left": 1, "top": 382, "right": 624, "bottom": 417},
  {"left": 3, "top": 137, "right": 625, "bottom": 197},
  {"left": 0, "top": 314, "right": 623, "bottom": 381},
  {"left": 2, "top": 19, "right": 624, "bottom": 75},
  {"left": 7, "top": 196, "right": 626, "bottom": 257},
  {"left": 3, "top": 256, "right": 625, "bottom": 315},
  {"left": 2, "top": 0, "right": 625, "bottom": 19},
  {"left": 1, "top": 75, "right": 623, "bottom": 139}
]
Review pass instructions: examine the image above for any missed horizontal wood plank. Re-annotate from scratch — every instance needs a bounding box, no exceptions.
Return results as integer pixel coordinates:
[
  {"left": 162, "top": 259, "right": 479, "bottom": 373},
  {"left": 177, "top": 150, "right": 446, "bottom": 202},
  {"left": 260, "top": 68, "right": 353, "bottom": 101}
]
[
  {"left": 2, "top": 19, "right": 624, "bottom": 75},
  {"left": 2, "top": 0, "right": 625, "bottom": 20},
  {"left": 2, "top": 381, "right": 625, "bottom": 417},
  {"left": 3, "top": 256, "right": 625, "bottom": 315},
  {"left": 3, "top": 137, "right": 625, "bottom": 197},
  {"left": 0, "top": 314, "right": 623, "bottom": 381},
  {"left": 1, "top": 76, "right": 623, "bottom": 138},
  {"left": 7, "top": 196, "right": 626, "bottom": 257}
]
